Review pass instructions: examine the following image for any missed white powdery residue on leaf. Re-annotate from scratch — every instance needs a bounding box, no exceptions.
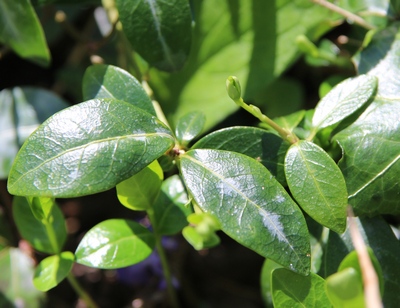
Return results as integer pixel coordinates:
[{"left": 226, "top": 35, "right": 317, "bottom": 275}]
[{"left": 259, "top": 209, "right": 286, "bottom": 243}]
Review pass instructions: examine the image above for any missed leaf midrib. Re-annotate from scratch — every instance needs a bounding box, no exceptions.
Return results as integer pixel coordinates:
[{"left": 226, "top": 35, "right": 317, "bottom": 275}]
[
  {"left": 182, "top": 153, "right": 300, "bottom": 258},
  {"left": 10, "top": 132, "right": 173, "bottom": 188}
]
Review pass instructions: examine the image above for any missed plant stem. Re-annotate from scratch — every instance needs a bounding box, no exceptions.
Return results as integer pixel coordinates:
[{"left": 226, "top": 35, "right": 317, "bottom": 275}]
[
  {"left": 311, "top": 0, "right": 377, "bottom": 30},
  {"left": 348, "top": 207, "right": 382, "bottom": 308},
  {"left": 235, "top": 97, "right": 299, "bottom": 144},
  {"left": 147, "top": 209, "right": 180, "bottom": 308},
  {"left": 67, "top": 273, "right": 98, "bottom": 308}
]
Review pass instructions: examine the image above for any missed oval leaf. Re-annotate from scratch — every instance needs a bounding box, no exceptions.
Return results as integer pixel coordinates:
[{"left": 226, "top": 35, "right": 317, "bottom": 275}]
[
  {"left": 75, "top": 219, "right": 155, "bottom": 269},
  {"left": 179, "top": 149, "right": 310, "bottom": 275},
  {"left": 33, "top": 252, "right": 74, "bottom": 292},
  {"left": 8, "top": 98, "right": 175, "bottom": 197},
  {"left": 82, "top": 64, "right": 155, "bottom": 115},
  {"left": 0, "top": 0, "right": 50, "bottom": 66},
  {"left": 116, "top": 160, "right": 163, "bottom": 210},
  {"left": 12, "top": 196, "right": 66, "bottom": 254},
  {"left": 175, "top": 111, "right": 206, "bottom": 146},
  {"left": 116, "top": 0, "right": 192, "bottom": 72},
  {"left": 271, "top": 268, "right": 331, "bottom": 308},
  {"left": 285, "top": 141, "right": 347, "bottom": 233},
  {"left": 312, "top": 74, "right": 377, "bottom": 130}
]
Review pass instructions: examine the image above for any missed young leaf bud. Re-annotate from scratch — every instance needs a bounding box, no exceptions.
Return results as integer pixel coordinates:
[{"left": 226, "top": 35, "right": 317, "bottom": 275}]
[{"left": 226, "top": 76, "right": 242, "bottom": 101}]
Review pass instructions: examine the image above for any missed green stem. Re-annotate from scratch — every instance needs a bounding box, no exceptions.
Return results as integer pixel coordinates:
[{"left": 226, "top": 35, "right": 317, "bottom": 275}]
[
  {"left": 67, "top": 273, "right": 98, "bottom": 308},
  {"left": 147, "top": 209, "right": 180, "bottom": 308},
  {"left": 235, "top": 97, "right": 299, "bottom": 144}
]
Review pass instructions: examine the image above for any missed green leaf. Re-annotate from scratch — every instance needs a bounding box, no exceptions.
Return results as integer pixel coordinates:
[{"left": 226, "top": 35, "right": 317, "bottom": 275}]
[
  {"left": 28, "top": 197, "right": 55, "bottom": 222},
  {"left": 0, "top": 248, "right": 45, "bottom": 308},
  {"left": 82, "top": 64, "right": 155, "bottom": 116},
  {"left": 0, "top": 0, "right": 50, "bottom": 66},
  {"left": 354, "top": 22, "right": 400, "bottom": 99},
  {"left": 8, "top": 98, "right": 175, "bottom": 198},
  {"left": 339, "top": 248, "right": 384, "bottom": 296},
  {"left": 325, "top": 267, "right": 364, "bottom": 308},
  {"left": 12, "top": 197, "right": 66, "bottom": 254},
  {"left": 321, "top": 216, "right": 400, "bottom": 307},
  {"left": 271, "top": 268, "right": 331, "bottom": 308},
  {"left": 33, "top": 251, "right": 74, "bottom": 292},
  {"left": 193, "top": 126, "right": 289, "bottom": 185},
  {"left": 116, "top": 160, "right": 163, "bottom": 211},
  {"left": 334, "top": 99, "right": 400, "bottom": 215},
  {"left": 335, "top": 24, "right": 400, "bottom": 215},
  {"left": 150, "top": 0, "right": 341, "bottom": 130},
  {"left": 152, "top": 175, "right": 192, "bottom": 235},
  {"left": 116, "top": 0, "right": 192, "bottom": 72},
  {"left": 75, "top": 219, "right": 155, "bottom": 269},
  {"left": 260, "top": 259, "right": 282, "bottom": 307},
  {"left": 285, "top": 140, "right": 347, "bottom": 233},
  {"left": 175, "top": 111, "right": 206, "bottom": 146},
  {"left": 182, "top": 225, "right": 220, "bottom": 250},
  {"left": 312, "top": 75, "right": 377, "bottom": 130},
  {"left": 179, "top": 149, "right": 310, "bottom": 275},
  {"left": 183, "top": 212, "right": 221, "bottom": 250},
  {"left": 0, "top": 87, "right": 68, "bottom": 178}
]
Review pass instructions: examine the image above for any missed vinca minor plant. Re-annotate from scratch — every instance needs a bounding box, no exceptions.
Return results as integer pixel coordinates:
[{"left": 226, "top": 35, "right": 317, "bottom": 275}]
[{"left": 1, "top": 0, "right": 400, "bottom": 307}]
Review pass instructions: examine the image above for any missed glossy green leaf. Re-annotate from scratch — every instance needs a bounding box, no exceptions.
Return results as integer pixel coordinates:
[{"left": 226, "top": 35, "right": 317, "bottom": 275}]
[
  {"left": 179, "top": 149, "right": 311, "bottom": 275},
  {"left": 312, "top": 75, "right": 377, "bottom": 130},
  {"left": 321, "top": 216, "right": 400, "bottom": 307},
  {"left": 152, "top": 175, "right": 192, "bottom": 235},
  {"left": 0, "top": 248, "right": 45, "bottom": 308},
  {"left": 271, "top": 268, "right": 331, "bottom": 308},
  {"left": 8, "top": 99, "right": 175, "bottom": 198},
  {"left": 116, "top": 0, "right": 192, "bottom": 72},
  {"left": 0, "top": 87, "right": 68, "bottom": 178},
  {"left": 175, "top": 111, "right": 206, "bottom": 146},
  {"left": 285, "top": 140, "right": 347, "bottom": 233},
  {"left": 0, "top": 0, "right": 50, "bottom": 66},
  {"left": 13, "top": 196, "right": 66, "bottom": 254},
  {"left": 355, "top": 22, "right": 400, "bottom": 99},
  {"left": 150, "top": 0, "right": 341, "bottom": 130},
  {"left": 325, "top": 267, "right": 364, "bottom": 308},
  {"left": 75, "top": 219, "right": 155, "bottom": 269},
  {"left": 33, "top": 251, "right": 74, "bottom": 291},
  {"left": 82, "top": 64, "right": 155, "bottom": 116},
  {"left": 116, "top": 160, "right": 163, "bottom": 211},
  {"left": 193, "top": 126, "right": 289, "bottom": 185},
  {"left": 334, "top": 98, "right": 400, "bottom": 215}
]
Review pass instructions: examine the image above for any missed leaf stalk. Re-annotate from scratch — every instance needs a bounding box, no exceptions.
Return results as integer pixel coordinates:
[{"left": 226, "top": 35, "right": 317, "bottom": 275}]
[{"left": 226, "top": 76, "right": 299, "bottom": 144}]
